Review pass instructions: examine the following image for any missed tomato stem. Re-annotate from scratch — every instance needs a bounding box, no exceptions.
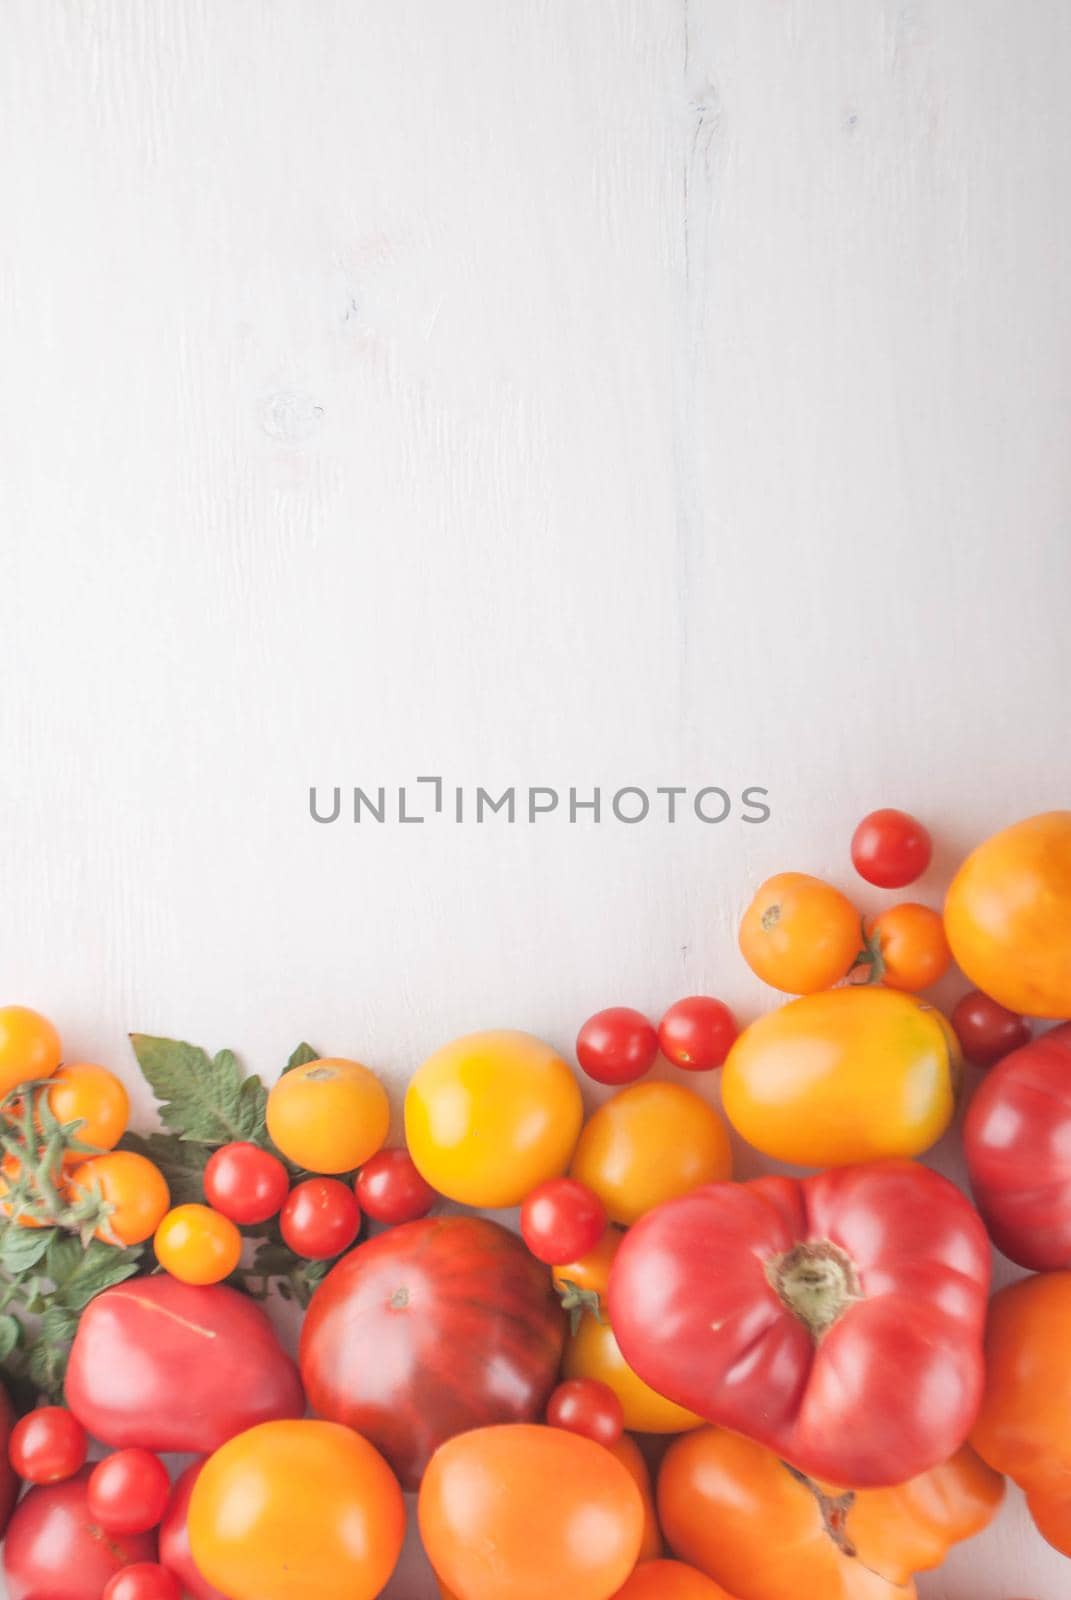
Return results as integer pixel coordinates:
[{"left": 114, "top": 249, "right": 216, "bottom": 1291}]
[{"left": 765, "top": 1240, "right": 861, "bottom": 1338}]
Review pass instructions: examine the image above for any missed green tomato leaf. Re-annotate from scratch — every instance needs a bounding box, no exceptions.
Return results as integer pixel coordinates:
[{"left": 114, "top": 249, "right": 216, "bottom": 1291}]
[
  {"left": 0, "top": 1315, "right": 20, "bottom": 1362},
  {"left": 0, "top": 1226, "right": 56, "bottom": 1276},
  {"left": 284, "top": 1043, "right": 320, "bottom": 1075},
  {"left": 51, "top": 1239, "right": 143, "bottom": 1312},
  {"left": 119, "top": 1131, "right": 210, "bottom": 1207},
  {"left": 128, "top": 1035, "right": 267, "bottom": 1145}
]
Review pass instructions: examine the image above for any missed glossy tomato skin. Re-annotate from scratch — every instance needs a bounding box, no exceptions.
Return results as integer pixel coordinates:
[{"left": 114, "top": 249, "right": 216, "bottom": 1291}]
[
  {"left": 964, "top": 1023, "right": 1071, "bottom": 1268},
  {"left": 354, "top": 1149, "right": 436, "bottom": 1224},
  {"left": 576, "top": 1009, "right": 659, "bottom": 1086},
  {"left": 609, "top": 1160, "right": 990, "bottom": 1487},
  {"left": 851, "top": 808, "right": 932, "bottom": 888},
  {"left": 3, "top": 1468, "right": 156, "bottom": 1600},
  {"left": 65, "top": 1275, "right": 304, "bottom": 1453},
  {"left": 951, "top": 990, "right": 1031, "bottom": 1067},
  {"left": 103, "top": 1564, "right": 181, "bottom": 1600},
  {"left": 9, "top": 1405, "right": 87, "bottom": 1484},
  {"left": 608, "top": 1435, "right": 662, "bottom": 1562},
  {"left": 301, "top": 1215, "right": 565, "bottom": 1489},
  {"left": 546, "top": 1378, "right": 624, "bottom": 1446},
  {"left": 521, "top": 1178, "right": 606, "bottom": 1265},
  {"left": 738, "top": 873, "right": 860, "bottom": 994},
  {"left": 610, "top": 1561, "right": 735, "bottom": 1599},
  {"left": 203, "top": 1143, "right": 288, "bottom": 1225},
  {"left": 159, "top": 1463, "right": 229, "bottom": 1600},
  {"left": 657, "top": 997, "right": 738, "bottom": 1072},
  {"left": 0, "top": 1006, "right": 62, "bottom": 1098},
  {"left": 571, "top": 1082, "right": 732, "bottom": 1226},
  {"left": 280, "top": 1177, "right": 361, "bottom": 1259},
  {"left": 88, "top": 1448, "right": 171, "bottom": 1535},
  {"left": 154, "top": 1204, "right": 243, "bottom": 1285},
  {"left": 564, "top": 1314, "right": 702, "bottom": 1435}
]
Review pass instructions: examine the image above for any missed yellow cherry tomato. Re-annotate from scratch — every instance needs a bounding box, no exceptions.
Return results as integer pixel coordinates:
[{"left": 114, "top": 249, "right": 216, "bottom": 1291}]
[
  {"left": 564, "top": 1314, "right": 703, "bottom": 1435},
  {"left": 739, "top": 874, "right": 861, "bottom": 994},
  {"left": 722, "top": 986, "right": 959, "bottom": 1167},
  {"left": 45, "top": 1063, "right": 130, "bottom": 1158},
  {"left": 67, "top": 1150, "right": 171, "bottom": 1245},
  {"left": 266, "top": 1057, "right": 390, "bottom": 1175},
  {"left": 405, "top": 1030, "right": 584, "bottom": 1208},
  {"left": 155, "top": 1203, "right": 243, "bottom": 1285},
  {"left": 0, "top": 1006, "right": 62, "bottom": 1099},
  {"left": 570, "top": 1082, "right": 731, "bottom": 1227}
]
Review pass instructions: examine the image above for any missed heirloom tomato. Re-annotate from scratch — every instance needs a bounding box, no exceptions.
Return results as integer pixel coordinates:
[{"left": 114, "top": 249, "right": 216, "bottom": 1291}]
[
  {"left": 951, "top": 990, "right": 1031, "bottom": 1068},
  {"left": 46, "top": 1062, "right": 129, "bottom": 1155},
  {"left": 611, "top": 1562, "right": 738, "bottom": 1599},
  {"left": 564, "top": 1312, "right": 702, "bottom": 1435},
  {"left": 159, "top": 1462, "right": 229, "bottom": 1600},
  {"left": 3, "top": 1469, "right": 156, "bottom": 1600},
  {"left": 964, "top": 1022, "right": 1071, "bottom": 1268},
  {"left": 944, "top": 810, "right": 1071, "bottom": 1017},
  {"left": 570, "top": 1081, "right": 731, "bottom": 1226},
  {"left": 280, "top": 1176, "right": 361, "bottom": 1259},
  {"left": 354, "top": 1147, "right": 436, "bottom": 1223},
  {"left": 609, "top": 1160, "right": 990, "bottom": 1486},
  {"left": 203, "top": 1142, "right": 288, "bottom": 1225},
  {"left": 266, "top": 1056, "right": 389, "bottom": 1174},
  {"left": 722, "top": 986, "right": 959, "bottom": 1166},
  {"left": 418, "top": 1424, "right": 644, "bottom": 1600},
  {"left": 0, "top": 1005, "right": 61, "bottom": 1097},
  {"left": 659, "top": 1427, "right": 1003, "bottom": 1600},
  {"left": 738, "top": 873, "right": 860, "bottom": 994},
  {"left": 405, "top": 1030, "right": 583, "bottom": 1207},
  {"left": 609, "top": 1434, "right": 662, "bottom": 1561},
  {"left": 300, "top": 1214, "right": 564, "bottom": 1488}
]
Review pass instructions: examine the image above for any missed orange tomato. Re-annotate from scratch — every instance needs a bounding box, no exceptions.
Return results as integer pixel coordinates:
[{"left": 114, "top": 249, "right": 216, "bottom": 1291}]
[
  {"left": 266, "top": 1057, "right": 390, "bottom": 1175},
  {"left": 570, "top": 1083, "right": 731, "bottom": 1226},
  {"left": 564, "top": 1313, "right": 702, "bottom": 1435},
  {"left": 658, "top": 1426, "right": 1003, "bottom": 1600},
  {"left": 739, "top": 874, "right": 861, "bottom": 994},
  {"left": 45, "top": 1063, "right": 129, "bottom": 1158},
  {"left": 0, "top": 1007, "right": 62, "bottom": 1099},
  {"left": 944, "top": 811, "right": 1071, "bottom": 1018},
  {"left": 862, "top": 904, "right": 951, "bottom": 992},
  {"left": 189, "top": 1419, "right": 405, "bottom": 1600},
  {"left": 608, "top": 1434, "right": 662, "bottom": 1562},
  {"left": 419, "top": 1424, "right": 643, "bottom": 1600},
  {"left": 611, "top": 1561, "right": 737, "bottom": 1599},
  {"left": 67, "top": 1151, "right": 170, "bottom": 1245},
  {"left": 552, "top": 1227, "right": 623, "bottom": 1323},
  {"left": 155, "top": 1203, "right": 242, "bottom": 1285}
]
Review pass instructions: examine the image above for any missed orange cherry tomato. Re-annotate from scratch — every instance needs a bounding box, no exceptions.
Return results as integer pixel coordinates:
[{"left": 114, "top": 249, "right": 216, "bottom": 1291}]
[
  {"left": 154, "top": 1204, "right": 242, "bottom": 1285},
  {"left": 862, "top": 904, "right": 952, "bottom": 992},
  {"left": 67, "top": 1152, "right": 170, "bottom": 1246},
  {"left": 45, "top": 1064, "right": 130, "bottom": 1159},
  {"left": 611, "top": 1561, "right": 737, "bottom": 1599},
  {"left": 0, "top": 1007, "right": 62, "bottom": 1099},
  {"left": 570, "top": 1083, "right": 731, "bottom": 1227},
  {"left": 552, "top": 1227, "right": 623, "bottom": 1324},
  {"left": 608, "top": 1434, "right": 662, "bottom": 1562},
  {"left": 739, "top": 874, "right": 861, "bottom": 994},
  {"left": 266, "top": 1058, "right": 390, "bottom": 1175},
  {"left": 564, "top": 1313, "right": 702, "bottom": 1436}
]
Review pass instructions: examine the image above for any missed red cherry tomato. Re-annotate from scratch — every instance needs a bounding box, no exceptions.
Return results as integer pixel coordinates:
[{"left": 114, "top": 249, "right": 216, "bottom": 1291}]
[
  {"left": 546, "top": 1378, "right": 625, "bottom": 1447},
  {"left": 280, "top": 1177, "right": 361, "bottom": 1260},
  {"left": 951, "top": 990, "right": 1032, "bottom": 1068},
  {"left": 8, "top": 1407, "right": 87, "bottom": 1484},
  {"left": 658, "top": 997, "right": 738, "bottom": 1072},
  {"left": 851, "top": 808, "right": 933, "bottom": 888},
  {"left": 354, "top": 1149, "right": 437, "bottom": 1225},
  {"left": 521, "top": 1178, "right": 607, "bottom": 1266},
  {"left": 103, "top": 1564, "right": 182, "bottom": 1600},
  {"left": 576, "top": 1008, "right": 658, "bottom": 1086},
  {"left": 87, "top": 1449, "right": 171, "bottom": 1534},
  {"left": 203, "top": 1142, "right": 289, "bottom": 1225}
]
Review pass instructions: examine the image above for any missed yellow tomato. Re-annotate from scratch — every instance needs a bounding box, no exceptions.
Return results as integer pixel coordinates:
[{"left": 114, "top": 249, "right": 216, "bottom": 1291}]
[
  {"left": 266, "top": 1058, "right": 390, "bottom": 1175},
  {"left": 0, "top": 1006, "right": 61, "bottom": 1099},
  {"left": 67, "top": 1150, "right": 171, "bottom": 1245},
  {"left": 553, "top": 1227, "right": 624, "bottom": 1321},
  {"left": 155, "top": 1203, "right": 243, "bottom": 1285},
  {"left": 722, "top": 986, "right": 959, "bottom": 1167},
  {"left": 570, "top": 1082, "right": 731, "bottom": 1226},
  {"left": 45, "top": 1063, "right": 130, "bottom": 1157},
  {"left": 945, "top": 811, "right": 1071, "bottom": 1018},
  {"left": 405, "top": 1030, "right": 583, "bottom": 1208},
  {"left": 739, "top": 873, "right": 861, "bottom": 995},
  {"left": 564, "top": 1314, "right": 703, "bottom": 1435}
]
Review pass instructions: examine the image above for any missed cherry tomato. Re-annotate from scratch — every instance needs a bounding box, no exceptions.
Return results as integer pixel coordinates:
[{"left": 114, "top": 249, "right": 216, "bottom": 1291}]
[
  {"left": 546, "top": 1378, "right": 624, "bottom": 1446},
  {"left": 88, "top": 1449, "right": 171, "bottom": 1535},
  {"left": 852, "top": 808, "right": 932, "bottom": 888},
  {"left": 521, "top": 1178, "right": 606, "bottom": 1266},
  {"left": 739, "top": 874, "right": 861, "bottom": 994},
  {"left": 863, "top": 903, "right": 952, "bottom": 992},
  {"left": 354, "top": 1149, "right": 437, "bottom": 1224},
  {"left": 0, "top": 1006, "right": 62, "bottom": 1099},
  {"left": 45, "top": 1064, "right": 129, "bottom": 1157},
  {"left": 281, "top": 1178, "right": 361, "bottom": 1259},
  {"left": 8, "top": 1406, "right": 87, "bottom": 1484},
  {"left": 203, "top": 1142, "right": 288, "bottom": 1225},
  {"left": 103, "top": 1564, "right": 182, "bottom": 1600},
  {"left": 266, "top": 1058, "right": 390, "bottom": 1175},
  {"left": 576, "top": 1009, "right": 658, "bottom": 1086},
  {"left": 952, "top": 990, "right": 1032, "bottom": 1068},
  {"left": 67, "top": 1152, "right": 171, "bottom": 1246},
  {"left": 658, "top": 998, "right": 738, "bottom": 1072},
  {"left": 154, "top": 1204, "right": 243, "bottom": 1285}
]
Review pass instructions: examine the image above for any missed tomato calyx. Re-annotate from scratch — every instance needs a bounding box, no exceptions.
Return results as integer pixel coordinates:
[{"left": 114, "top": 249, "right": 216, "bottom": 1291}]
[
  {"left": 765, "top": 1241, "right": 861, "bottom": 1338},
  {"left": 0, "top": 1084, "right": 113, "bottom": 1242},
  {"left": 781, "top": 1462, "right": 857, "bottom": 1557},
  {"left": 849, "top": 922, "right": 885, "bottom": 986},
  {"left": 554, "top": 1277, "right": 604, "bottom": 1335}
]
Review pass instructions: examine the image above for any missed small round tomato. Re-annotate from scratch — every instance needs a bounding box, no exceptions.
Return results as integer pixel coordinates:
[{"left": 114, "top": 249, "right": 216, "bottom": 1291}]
[
  {"left": 204, "top": 1142, "right": 289, "bottom": 1225},
  {"left": 611, "top": 1560, "right": 734, "bottom": 1599},
  {"left": 354, "top": 1149, "right": 436, "bottom": 1224},
  {"left": 571, "top": 1082, "right": 731, "bottom": 1226},
  {"left": 863, "top": 903, "right": 952, "bottom": 992},
  {"left": 9, "top": 1407, "right": 87, "bottom": 1484},
  {"left": 658, "top": 997, "right": 738, "bottom": 1071},
  {"left": 851, "top": 808, "right": 933, "bottom": 888},
  {"left": 88, "top": 1449, "right": 171, "bottom": 1534},
  {"left": 103, "top": 1565, "right": 182, "bottom": 1600},
  {"left": 564, "top": 1315, "right": 703, "bottom": 1435},
  {"left": 67, "top": 1151, "right": 171, "bottom": 1246},
  {"left": 281, "top": 1178, "right": 361, "bottom": 1259},
  {"left": 3, "top": 1470, "right": 156, "bottom": 1600},
  {"left": 45, "top": 1063, "right": 129, "bottom": 1157},
  {"left": 951, "top": 989, "right": 1031, "bottom": 1068},
  {"left": 552, "top": 1227, "right": 623, "bottom": 1325},
  {"left": 155, "top": 1204, "right": 242, "bottom": 1286},
  {"left": 266, "top": 1058, "right": 390, "bottom": 1175},
  {"left": 521, "top": 1178, "right": 606, "bottom": 1266},
  {"left": 576, "top": 1009, "right": 658, "bottom": 1086},
  {"left": 739, "top": 873, "right": 861, "bottom": 994},
  {"left": 0, "top": 1006, "right": 61, "bottom": 1099},
  {"left": 546, "top": 1378, "right": 624, "bottom": 1447}
]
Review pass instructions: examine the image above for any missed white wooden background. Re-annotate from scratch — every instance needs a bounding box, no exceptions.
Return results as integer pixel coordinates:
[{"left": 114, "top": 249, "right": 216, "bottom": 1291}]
[{"left": 3, "top": 2, "right": 1071, "bottom": 1595}]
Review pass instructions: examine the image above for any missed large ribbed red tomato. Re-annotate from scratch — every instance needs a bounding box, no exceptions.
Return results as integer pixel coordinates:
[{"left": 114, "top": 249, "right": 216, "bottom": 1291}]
[{"left": 300, "top": 1215, "right": 565, "bottom": 1488}]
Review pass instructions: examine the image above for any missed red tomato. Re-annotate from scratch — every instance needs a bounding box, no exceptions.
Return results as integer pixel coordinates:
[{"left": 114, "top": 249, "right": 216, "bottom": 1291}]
[
  {"left": 159, "top": 1462, "right": 229, "bottom": 1600},
  {"left": 577, "top": 1009, "right": 658, "bottom": 1086},
  {"left": 3, "top": 1469, "right": 156, "bottom": 1600},
  {"left": 965, "top": 1022, "right": 1071, "bottom": 1269},
  {"left": 658, "top": 998, "right": 738, "bottom": 1072},
  {"left": 951, "top": 990, "right": 1031, "bottom": 1068},
  {"left": 354, "top": 1149, "right": 437, "bottom": 1224},
  {"left": 521, "top": 1179, "right": 607, "bottom": 1266},
  {"left": 103, "top": 1565, "right": 182, "bottom": 1600},
  {"left": 9, "top": 1406, "right": 87, "bottom": 1484},
  {"left": 88, "top": 1448, "right": 171, "bottom": 1534},
  {"left": 281, "top": 1177, "right": 361, "bottom": 1259},
  {"left": 609, "top": 1160, "right": 990, "bottom": 1487},
  {"left": 851, "top": 808, "right": 932, "bottom": 888},
  {"left": 546, "top": 1378, "right": 624, "bottom": 1446},
  {"left": 300, "top": 1215, "right": 565, "bottom": 1489},
  {"left": 204, "top": 1143, "right": 289, "bottom": 1225}
]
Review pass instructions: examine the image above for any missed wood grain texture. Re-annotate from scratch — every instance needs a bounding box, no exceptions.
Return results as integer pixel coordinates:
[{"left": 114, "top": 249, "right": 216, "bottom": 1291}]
[{"left": 3, "top": 2, "right": 1071, "bottom": 1594}]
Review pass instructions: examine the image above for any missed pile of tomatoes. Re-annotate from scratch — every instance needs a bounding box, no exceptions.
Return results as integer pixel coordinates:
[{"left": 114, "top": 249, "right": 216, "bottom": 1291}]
[{"left": 0, "top": 806, "right": 1070, "bottom": 1600}]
